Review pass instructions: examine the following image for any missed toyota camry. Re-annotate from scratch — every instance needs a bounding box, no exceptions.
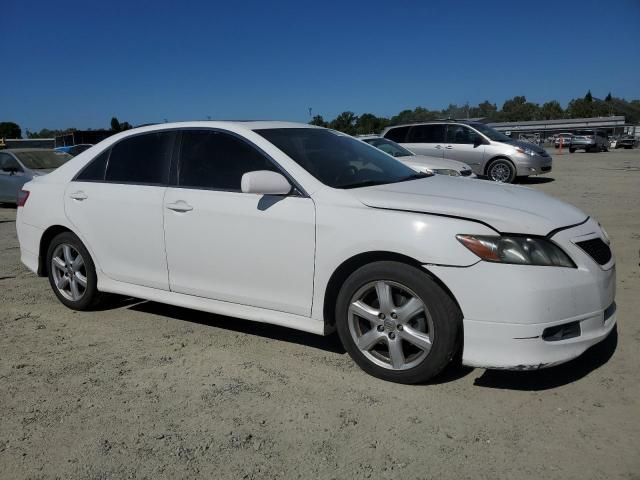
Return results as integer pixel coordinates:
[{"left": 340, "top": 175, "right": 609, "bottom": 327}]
[{"left": 16, "top": 122, "right": 616, "bottom": 383}]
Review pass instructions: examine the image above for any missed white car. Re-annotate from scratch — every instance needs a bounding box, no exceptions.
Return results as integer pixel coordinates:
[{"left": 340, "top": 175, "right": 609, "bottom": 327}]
[
  {"left": 16, "top": 122, "right": 616, "bottom": 384},
  {"left": 358, "top": 136, "right": 475, "bottom": 178}
]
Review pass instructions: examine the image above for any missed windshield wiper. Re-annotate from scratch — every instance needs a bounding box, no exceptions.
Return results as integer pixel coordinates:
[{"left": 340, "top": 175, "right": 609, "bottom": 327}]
[{"left": 336, "top": 180, "right": 394, "bottom": 189}]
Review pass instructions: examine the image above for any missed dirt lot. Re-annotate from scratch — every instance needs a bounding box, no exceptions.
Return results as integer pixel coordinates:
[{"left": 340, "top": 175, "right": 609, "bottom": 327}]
[{"left": 1, "top": 148, "right": 639, "bottom": 480}]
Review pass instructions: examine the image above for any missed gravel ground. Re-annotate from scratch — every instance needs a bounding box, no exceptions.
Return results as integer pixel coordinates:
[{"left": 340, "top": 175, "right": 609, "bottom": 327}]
[{"left": 1, "top": 148, "right": 639, "bottom": 480}]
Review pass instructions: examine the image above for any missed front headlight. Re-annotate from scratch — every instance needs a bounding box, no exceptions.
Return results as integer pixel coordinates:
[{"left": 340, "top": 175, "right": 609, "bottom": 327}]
[
  {"left": 432, "top": 168, "right": 461, "bottom": 177},
  {"left": 598, "top": 222, "right": 611, "bottom": 245},
  {"left": 515, "top": 146, "right": 536, "bottom": 156},
  {"left": 456, "top": 234, "right": 576, "bottom": 267}
]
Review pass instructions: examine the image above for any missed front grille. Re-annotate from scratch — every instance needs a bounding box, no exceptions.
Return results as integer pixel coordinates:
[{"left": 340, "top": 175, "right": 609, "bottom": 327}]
[
  {"left": 460, "top": 170, "right": 472, "bottom": 176},
  {"left": 575, "top": 238, "right": 612, "bottom": 265}
]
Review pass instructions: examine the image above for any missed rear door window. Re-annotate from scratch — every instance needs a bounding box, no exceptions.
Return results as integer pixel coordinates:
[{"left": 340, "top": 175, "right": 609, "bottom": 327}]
[
  {"left": 383, "top": 126, "right": 410, "bottom": 143},
  {"left": 76, "top": 149, "right": 110, "bottom": 181},
  {"left": 446, "top": 125, "right": 480, "bottom": 144},
  {"left": 105, "top": 131, "right": 176, "bottom": 185},
  {"left": 408, "top": 125, "right": 446, "bottom": 143},
  {"left": 177, "top": 130, "right": 278, "bottom": 191}
]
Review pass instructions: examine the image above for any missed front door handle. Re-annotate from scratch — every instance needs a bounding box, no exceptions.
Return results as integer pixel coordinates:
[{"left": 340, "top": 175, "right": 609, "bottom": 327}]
[
  {"left": 69, "top": 191, "right": 88, "bottom": 201},
  {"left": 445, "top": 145, "right": 454, "bottom": 149},
  {"left": 166, "top": 201, "right": 193, "bottom": 212}
]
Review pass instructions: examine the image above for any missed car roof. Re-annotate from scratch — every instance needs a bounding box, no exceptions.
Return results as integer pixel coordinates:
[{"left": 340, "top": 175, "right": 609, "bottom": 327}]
[
  {"left": 117, "top": 121, "right": 322, "bottom": 135},
  {"left": 384, "top": 120, "right": 476, "bottom": 130}
]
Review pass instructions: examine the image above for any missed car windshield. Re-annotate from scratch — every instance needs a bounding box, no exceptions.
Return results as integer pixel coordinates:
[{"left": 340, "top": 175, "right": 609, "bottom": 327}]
[
  {"left": 362, "top": 138, "right": 414, "bottom": 157},
  {"left": 468, "top": 123, "right": 513, "bottom": 142},
  {"left": 256, "top": 128, "right": 427, "bottom": 189},
  {"left": 15, "top": 150, "right": 72, "bottom": 169}
]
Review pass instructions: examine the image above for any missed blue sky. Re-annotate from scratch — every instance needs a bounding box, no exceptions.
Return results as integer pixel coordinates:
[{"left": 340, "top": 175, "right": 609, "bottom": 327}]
[{"left": 2, "top": 0, "right": 639, "bottom": 131}]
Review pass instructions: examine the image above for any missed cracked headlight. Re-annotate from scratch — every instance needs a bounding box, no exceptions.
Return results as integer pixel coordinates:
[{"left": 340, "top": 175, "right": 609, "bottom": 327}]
[{"left": 456, "top": 234, "right": 575, "bottom": 267}]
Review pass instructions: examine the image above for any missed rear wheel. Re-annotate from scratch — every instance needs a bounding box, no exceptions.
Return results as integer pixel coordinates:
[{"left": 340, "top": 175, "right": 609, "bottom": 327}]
[
  {"left": 486, "top": 158, "right": 516, "bottom": 183},
  {"left": 46, "top": 232, "right": 105, "bottom": 310},
  {"left": 569, "top": 147, "right": 576, "bottom": 153},
  {"left": 335, "top": 261, "right": 461, "bottom": 384}
]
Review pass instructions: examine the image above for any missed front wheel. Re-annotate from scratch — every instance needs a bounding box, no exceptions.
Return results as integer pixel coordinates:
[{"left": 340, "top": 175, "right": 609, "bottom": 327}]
[
  {"left": 486, "top": 159, "right": 516, "bottom": 183},
  {"left": 47, "top": 232, "right": 105, "bottom": 310},
  {"left": 335, "top": 261, "right": 461, "bottom": 384}
]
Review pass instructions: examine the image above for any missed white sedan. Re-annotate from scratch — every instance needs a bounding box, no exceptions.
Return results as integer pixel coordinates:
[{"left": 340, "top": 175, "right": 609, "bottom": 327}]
[
  {"left": 16, "top": 122, "right": 616, "bottom": 383},
  {"left": 358, "top": 135, "right": 475, "bottom": 178}
]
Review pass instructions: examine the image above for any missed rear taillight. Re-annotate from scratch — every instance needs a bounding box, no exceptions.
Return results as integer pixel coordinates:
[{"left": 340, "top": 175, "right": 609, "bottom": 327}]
[{"left": 17, "top": 189, "right": 30, "bottom": 207}]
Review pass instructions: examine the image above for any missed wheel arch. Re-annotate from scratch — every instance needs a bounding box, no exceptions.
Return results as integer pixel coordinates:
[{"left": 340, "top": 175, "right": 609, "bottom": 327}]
[
  {"left": 322, "top": 251, "right": 462, "bottom": 328},
  {"left": 37, "top": 225, "right": 74, "bottom": 276}
]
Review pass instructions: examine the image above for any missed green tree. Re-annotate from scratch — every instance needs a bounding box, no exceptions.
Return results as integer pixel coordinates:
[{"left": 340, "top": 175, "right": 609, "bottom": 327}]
[
  {"left": 539, "top": 101, "right": 564, "bottom": 120},
  {"left": 469, "top": 100, "right": 498, "bottom": 119},
  {"left": 566, "top": 98, "right": 594, "bottom": 118},
  {"left": 605, "top": 92, "right": 612, "bottom": 102},
  {"left": 355, "top": 113, "right": 389, "bottom": 135},
  {"left": 329, "top": 111, "right": 358, "bottom": 135},
  {"left": 0, "top": 122, "right": 22, "bottom": 139},
  {"left": 110, "top": 117, "right": 122, "bottom": 131},
  {"left": 389, "top": 107, "right": 437, "bottom": 125},
  {"left": 309, "top": 115, "right": 328, "bottom": 127},
  {"left": 584, "top": 90, "right": 593, "bottom": 102},
  {"left": 501, "top": 96, "right": 539, "bottom": 121},
  {"left": 110, "top": 117, "right": 132, "bottom": 132}
]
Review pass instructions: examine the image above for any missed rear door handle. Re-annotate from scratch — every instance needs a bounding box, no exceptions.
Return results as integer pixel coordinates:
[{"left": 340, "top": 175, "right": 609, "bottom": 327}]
[
  {"left": 434, "top": 145, "right": 443, "bottom": 149},
  {"left": 166, "top": 201, "right": 193, "bottom": 212},
  {"left": 69, "top": 191, "right": 88, "bottom": 201},
  {"left": 445, "top": 145, "right": 454, "bottom": 149}
]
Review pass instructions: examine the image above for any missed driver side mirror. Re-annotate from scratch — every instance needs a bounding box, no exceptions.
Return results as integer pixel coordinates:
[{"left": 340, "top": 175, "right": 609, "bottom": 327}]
[
  {"left": 473, "top": 136, "right": 485, "bottom": 148},
  {"left": 241, "top": 170, "right": 292, "bottom": 195}
]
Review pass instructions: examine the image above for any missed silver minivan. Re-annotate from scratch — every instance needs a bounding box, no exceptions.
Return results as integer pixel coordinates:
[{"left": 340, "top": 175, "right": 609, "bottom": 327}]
[{"left": 381, "top": 121, "right": 553, "bottom": 183}]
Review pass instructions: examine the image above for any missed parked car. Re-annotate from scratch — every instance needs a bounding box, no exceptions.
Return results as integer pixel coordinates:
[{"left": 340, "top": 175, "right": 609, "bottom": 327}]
[
  {"left": 55, "top": 144, "right": 94, "bottom": 157},
  {"left": 16, "top": 122, "right": 616, "bottom": 384},
  {"left": 358, "top": 136, "right": 475, "bottom": 178},
  {"left": 0, "top": 149, "right": 72, "bottom": 204},
  {"left": 554, "top": 133, "right": 573, "bottom": 148},
  {"left": 381, "top": 121, "right": 552, "bottom": 183},
  {"left": 569, "top": 130, "right": 608, "bottom": 153},
  {"left": 614, "top": 136, "right": 636, "bottom": 149}
]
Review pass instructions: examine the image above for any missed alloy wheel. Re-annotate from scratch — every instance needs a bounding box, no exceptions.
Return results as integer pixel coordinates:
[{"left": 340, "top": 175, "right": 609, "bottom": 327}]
[
  {"left": 348, "top": 280, "right": 434, "bottom": 370},
  {"left": 51, "top": 243, "right": 87, "bottom": 302},
  {"left": 489, "top": 162, "right": 512, "bottom": 182}
]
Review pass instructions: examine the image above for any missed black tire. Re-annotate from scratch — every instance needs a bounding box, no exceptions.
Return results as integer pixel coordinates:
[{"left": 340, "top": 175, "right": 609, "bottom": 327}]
[
  {"left": 335, "top": 261, "right": 462, "bottom": 384},
  {"left": 46, "top": 231, "right": 105, "bottom": 310},
  {"left": 486, "top": 158, "right": 516, "bottom": 183},
  {"left": 569, "top": 147, "right": 576, "bottom": 153}
]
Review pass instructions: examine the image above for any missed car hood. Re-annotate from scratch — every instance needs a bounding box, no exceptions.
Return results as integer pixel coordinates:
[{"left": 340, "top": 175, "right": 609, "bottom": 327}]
[
  {"left": 400, "top": 155, "right": 471, "bottom": 171},
  {"left": 352, "top": 176, "right": 587, "bottom": 235}
]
